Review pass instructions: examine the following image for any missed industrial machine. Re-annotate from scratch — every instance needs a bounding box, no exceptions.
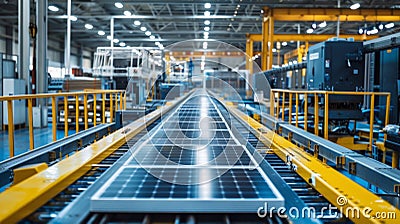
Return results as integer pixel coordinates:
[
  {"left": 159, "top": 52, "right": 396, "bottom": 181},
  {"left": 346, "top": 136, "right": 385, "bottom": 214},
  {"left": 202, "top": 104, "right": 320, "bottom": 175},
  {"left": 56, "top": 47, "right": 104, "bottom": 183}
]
[{"left": 306, "top": 39, "right": 365, "bottom": 120}]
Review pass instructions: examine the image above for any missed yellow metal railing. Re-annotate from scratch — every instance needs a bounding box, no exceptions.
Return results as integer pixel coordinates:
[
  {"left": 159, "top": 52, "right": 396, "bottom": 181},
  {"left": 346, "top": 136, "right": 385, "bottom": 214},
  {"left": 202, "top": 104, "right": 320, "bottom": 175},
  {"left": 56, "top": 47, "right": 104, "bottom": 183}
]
[
  {"left": 270, "top": 89, "right": 391, "bottom": 151},
  {"left": 0, "top": 89, "right": 126, "bottom": 159}
]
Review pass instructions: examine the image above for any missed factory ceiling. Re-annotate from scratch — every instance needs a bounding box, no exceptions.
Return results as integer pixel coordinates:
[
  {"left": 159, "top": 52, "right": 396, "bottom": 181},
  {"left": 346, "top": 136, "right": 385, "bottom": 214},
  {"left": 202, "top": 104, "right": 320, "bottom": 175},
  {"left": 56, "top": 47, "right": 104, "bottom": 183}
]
[{"left": 0, "top": 0, "right": 399, "bottom": 54}]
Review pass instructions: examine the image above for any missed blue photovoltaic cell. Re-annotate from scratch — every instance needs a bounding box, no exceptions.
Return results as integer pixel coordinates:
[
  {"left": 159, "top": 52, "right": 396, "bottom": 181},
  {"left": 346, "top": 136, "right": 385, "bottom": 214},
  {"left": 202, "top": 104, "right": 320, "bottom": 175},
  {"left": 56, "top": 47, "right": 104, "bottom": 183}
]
[
  {"left": 99, "top": 167, "right": 275, "bottom": 199},
  {"left": 91, "top": 92, "right": 284, "bottom": 213}
]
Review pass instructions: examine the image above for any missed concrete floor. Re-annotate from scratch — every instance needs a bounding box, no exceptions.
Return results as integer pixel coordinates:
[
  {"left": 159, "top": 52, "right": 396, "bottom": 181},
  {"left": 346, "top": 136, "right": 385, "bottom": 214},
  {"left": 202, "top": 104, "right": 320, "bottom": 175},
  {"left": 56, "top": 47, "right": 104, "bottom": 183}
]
[{"left": 0, "top": 125, "right": 77, "bottom": 161}]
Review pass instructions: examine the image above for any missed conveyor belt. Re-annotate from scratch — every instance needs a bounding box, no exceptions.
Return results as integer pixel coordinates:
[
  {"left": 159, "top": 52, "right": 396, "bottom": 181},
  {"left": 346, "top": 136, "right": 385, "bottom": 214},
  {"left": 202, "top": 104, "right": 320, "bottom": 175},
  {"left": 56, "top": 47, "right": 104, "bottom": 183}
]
[
  {"left": 91, "top": 91, "right": 284, "bottom": 213},
  {"left": 45, "top": 90, "right": 342, "bottom": 224},
  {"left": 4, "top": 90, "right": 356, "bottom": 223}
]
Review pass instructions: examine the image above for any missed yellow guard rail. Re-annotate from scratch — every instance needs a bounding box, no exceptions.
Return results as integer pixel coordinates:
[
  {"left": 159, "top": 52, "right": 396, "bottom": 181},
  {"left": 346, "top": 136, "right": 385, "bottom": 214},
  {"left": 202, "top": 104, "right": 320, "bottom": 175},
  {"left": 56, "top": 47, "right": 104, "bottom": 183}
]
[
  {"left": 0, "top": 89, "right": 126, "bottom": 159},
  {"left": 270, "top": 89, "right": 391, "bottom": 152}
]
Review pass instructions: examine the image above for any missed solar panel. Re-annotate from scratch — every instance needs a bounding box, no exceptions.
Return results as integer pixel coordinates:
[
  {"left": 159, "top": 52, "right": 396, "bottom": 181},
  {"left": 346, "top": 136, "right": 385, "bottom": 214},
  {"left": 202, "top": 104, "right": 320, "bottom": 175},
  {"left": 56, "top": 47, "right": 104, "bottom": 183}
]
[
  {"left": 91, "top": 167, "right": 284, "bottom": 212},
  {"left": 91, "top": 92, "right": 284, "bottom": 213}
]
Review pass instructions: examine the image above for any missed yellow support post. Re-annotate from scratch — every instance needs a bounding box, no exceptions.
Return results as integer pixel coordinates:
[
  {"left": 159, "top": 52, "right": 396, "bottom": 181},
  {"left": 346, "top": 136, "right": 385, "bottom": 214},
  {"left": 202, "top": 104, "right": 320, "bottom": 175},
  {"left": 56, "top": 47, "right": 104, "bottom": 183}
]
[
  {"left": 324, "top": 93, "right": 329, "bottom": 139},
  {"left": 393, "top": 151, "right": 399, "bottom": 169},
  {"left": 120, "top": 92, "right": 123, "bottom": 110},
  {"left": 288, "top": 93, "right": 292, "bottom": 124},
  {"left": 84, "top": 94, "right": 88, "bottom": 130},
  {"left": 245, "top": 35, "right": 254, "bottom": 98},
  {"left": 270, "top": 90, "right": 274, "bottom": 117},
  {"left": 261, "top": 7, "right": 269, "bottom": 71},
  {"left": 267, "top": 14, "right": 274, "bottom": 70},
  {"left": 102, "top": 93, "right": 106, "bottom": 123},
  {"left": 385, "top": 94, "right": 391, "bottom": 141},
  {"left": 64, "top": 96, "right": 68, "bottom": 137},
  {"left": 110, "top": 93, "right": 114, "bottom": 123},
  {"left": 124, "top": 92, "right": 127, "bottom": 110},
  {"left": 7, "top": 100, "right": 14, "bottom": 157},
  {"left": 314, "top": 93, "right": 319, "bottom": 136},
  {"left": 305, "top": 41, "right": 309, "bottom": 58},
  {"left": 52, "top": 96, "right": 57, "bottom": 141},
  {"left": 295, "top": 93, "right": 299, "bottom": 127},
  {"left": 75, "top": 95, "right": 79, "bottom": 133},
  {"left": 276, "top": 92, "right": 280, "bottom": 119},
  {"left": 304, "top": 93, "right": 308, "bottom": 131},
  {"left": 27, "top": 99, "right": 34, "bottom": 150},
  {"left": 93, "top": 94, "right": 97, "bottom": 127},
  {"left": 281, "top": 92, "right": 285, "bottom": 121},
  {"left": 369, "top": 94, "right": 375, "bottom": 152},
  {"left": 115, "top": 93, "right": 118, "bottom": 112}
]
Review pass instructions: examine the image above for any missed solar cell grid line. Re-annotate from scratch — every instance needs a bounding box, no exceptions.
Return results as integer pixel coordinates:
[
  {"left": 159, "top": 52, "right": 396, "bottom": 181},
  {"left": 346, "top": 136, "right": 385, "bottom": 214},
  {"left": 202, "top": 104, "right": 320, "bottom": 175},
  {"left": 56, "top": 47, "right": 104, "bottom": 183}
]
[{"left": 91, "top": 90, "right": 284, "bottom": 213}]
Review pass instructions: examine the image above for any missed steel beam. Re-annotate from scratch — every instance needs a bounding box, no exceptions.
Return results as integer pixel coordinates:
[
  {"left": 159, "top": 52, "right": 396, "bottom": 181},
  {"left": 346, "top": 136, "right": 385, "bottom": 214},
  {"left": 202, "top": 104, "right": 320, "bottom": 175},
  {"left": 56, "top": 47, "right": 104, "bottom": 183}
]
[
  {"left": 65, "top": 0, "right": 72, "bottom": 77},
  {"left": 271, "top": 8, "right": 400, "bottom": 22},
  {"left": 18, "top": 0, "right": 30, "bottom": 93},
  {"left": 37, "top": 0, "right": 48, "bottom": 127},
  {"left": 249, "top": 33, "right": 378, "bottom": 42}
]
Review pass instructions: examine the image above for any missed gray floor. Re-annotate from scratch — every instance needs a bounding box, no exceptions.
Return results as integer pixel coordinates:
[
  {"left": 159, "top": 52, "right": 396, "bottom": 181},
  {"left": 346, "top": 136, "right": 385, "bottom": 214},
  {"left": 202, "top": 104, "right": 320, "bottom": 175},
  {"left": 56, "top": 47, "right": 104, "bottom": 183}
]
[{"left": 0, "top": 124, "right": 77, "bottom": 161}]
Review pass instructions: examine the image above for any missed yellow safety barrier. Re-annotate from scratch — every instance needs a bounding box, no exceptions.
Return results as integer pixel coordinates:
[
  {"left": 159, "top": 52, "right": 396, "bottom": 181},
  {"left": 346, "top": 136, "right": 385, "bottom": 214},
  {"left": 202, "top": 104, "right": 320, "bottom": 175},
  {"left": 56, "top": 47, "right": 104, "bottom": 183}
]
[
  {"left": 270, "top": 89, "right": 391, "bottom": 151},
  {"left": 0, "top": 89, "right": 125, "bottom": 159}
]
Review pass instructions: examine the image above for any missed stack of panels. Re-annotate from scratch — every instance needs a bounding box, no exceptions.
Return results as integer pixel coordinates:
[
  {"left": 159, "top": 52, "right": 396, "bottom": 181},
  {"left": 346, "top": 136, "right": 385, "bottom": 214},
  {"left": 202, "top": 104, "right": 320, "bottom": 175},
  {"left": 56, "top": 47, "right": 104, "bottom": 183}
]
[{"left": 91, "top": 91, "right": 284, "bottom": 212}]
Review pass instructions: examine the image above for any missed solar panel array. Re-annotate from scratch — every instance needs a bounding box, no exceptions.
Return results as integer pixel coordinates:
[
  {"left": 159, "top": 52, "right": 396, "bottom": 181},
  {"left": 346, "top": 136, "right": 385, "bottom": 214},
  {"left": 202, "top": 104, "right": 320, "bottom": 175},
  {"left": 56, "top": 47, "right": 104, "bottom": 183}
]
[{"left": 91, "top": 90, "right": 284, "bottom": 212}]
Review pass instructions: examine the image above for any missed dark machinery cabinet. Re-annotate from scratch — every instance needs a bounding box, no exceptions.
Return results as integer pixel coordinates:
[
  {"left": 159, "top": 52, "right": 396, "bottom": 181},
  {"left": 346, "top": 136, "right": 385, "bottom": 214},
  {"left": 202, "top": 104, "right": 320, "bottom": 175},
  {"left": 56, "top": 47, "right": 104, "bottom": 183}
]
[
  {"left": 306, "top": 40, "right": 365, "bottom": 120},
  {"left": 307, "top": 40, "right": 364, "bottom": 92}
]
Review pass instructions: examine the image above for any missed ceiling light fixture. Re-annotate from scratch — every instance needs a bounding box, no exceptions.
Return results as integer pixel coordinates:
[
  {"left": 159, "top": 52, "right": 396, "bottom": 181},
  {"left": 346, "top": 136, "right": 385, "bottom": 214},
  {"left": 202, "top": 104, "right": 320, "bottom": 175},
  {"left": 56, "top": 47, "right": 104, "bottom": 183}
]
[
  {"left": 385, "top": 22, "right": 395, "bottom": 29},
  {"left": 350, "top": 3, "right": 360, "bottom": 10},
  {"left": 98, "top": 30, "right": 105, "bottom": 36},
  {"left": 358, "top": 28, "right": 364, "bottom": 34},
  {"left": 282, "top": 42, "right": 287, "bottom": 46},
  {"left": 204, "top": 3, "right": 211, "bottom": 9},
  {"left": 119, "top": 42, "right": 126, "bottom": 47},
  {"left": 107, "top": 35, "right": 112, "bottom": 40},
  {"left": 134, "top": 20, "right": 141, "bottom": 26},
  {"left": 204, "top": 26, "right": 210, "bottom": 31},
  {"left": 124, "top": 11, "right": 131, "bottom": 16},
  {"left": 204, "top": 20, "right": 210, "bottom": 25},
  {"left": 203, "top": 42, "right": 208, "bottom": 49},
  {"left": 70, "top": 16, "right": 77, "bottom": 21},
  {"left": 113, "top": 39, "right": 119, "bottom": 43},
  {"left": 140, "top": 27, "right": 147, "bottom": 31},
  {"left": 48, "top": 5, "right": 59, "bottom": 12},
  {"left": 318, "top": 21, "right": 327, "bottom": 28},
  {"left": 85, "top": 23, "right": 93, "bottom": 29},
  {"left": 114, "top": 2, "right": 123, "bottom": 9},
  {"left": 306, "top": 28, "right": 314, "bottom": 34},
  {"left": 145, "top": 31, "right": 151, "bottom": 36},
  {"left": 378, "top": 23, "right": 384, "bottom": 30},
  {"left": 311, "top": 22, "right": 317, "bottom": 29},
  {"left": 150, "top": 35, "right": 155, "bottom": 39},
  {"left": 204, "top": 11, "right": 211, "bottom": 17},
  {"left": 370, "top": 27, "right": 379, "bottom": 35}
]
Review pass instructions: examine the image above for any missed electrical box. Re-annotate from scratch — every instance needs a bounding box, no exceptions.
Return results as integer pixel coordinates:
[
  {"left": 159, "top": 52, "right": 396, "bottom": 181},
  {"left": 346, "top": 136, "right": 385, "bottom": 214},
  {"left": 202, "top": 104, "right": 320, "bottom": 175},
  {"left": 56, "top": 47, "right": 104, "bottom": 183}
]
[
  {"left": 306, "top": 40, "right": 364, "bottom": 92},
  {"left": 306, "top": 40, "right": 365, "bottom": 120},
  {"left": 3, "top": 79, "right": 26, "bottom": 125}
]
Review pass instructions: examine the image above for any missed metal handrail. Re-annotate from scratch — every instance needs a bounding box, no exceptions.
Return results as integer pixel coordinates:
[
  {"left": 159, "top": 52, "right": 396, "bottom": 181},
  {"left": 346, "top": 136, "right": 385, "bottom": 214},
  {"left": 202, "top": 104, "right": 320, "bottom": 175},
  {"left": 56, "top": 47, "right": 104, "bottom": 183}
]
[
  {"left": 0, "top": 89, "right": 126, "bottom": 159},
  {"left": 270, "top": 89, "right": 391, "bottom": 152}
]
